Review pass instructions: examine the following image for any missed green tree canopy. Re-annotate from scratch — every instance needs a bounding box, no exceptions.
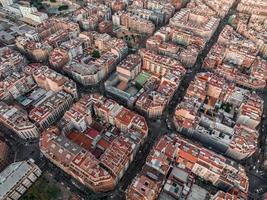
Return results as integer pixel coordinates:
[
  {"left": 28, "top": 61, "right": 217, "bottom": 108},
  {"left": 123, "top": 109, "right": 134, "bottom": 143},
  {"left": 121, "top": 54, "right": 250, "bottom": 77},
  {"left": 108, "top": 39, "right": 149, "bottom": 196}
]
[
  {"left": 92, "top": 50, "right": 101, "bottom": 58},
  {"left": 58, "top": 5, "right": 69, "bottom": 11}
]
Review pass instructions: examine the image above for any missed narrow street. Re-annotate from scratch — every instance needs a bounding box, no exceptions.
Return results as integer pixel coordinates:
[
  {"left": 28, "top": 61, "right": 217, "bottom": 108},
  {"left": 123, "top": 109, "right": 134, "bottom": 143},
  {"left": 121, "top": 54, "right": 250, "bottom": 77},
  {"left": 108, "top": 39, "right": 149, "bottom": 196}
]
[{"left": 244, "top": 88, "right": 267, "bottom": 199}]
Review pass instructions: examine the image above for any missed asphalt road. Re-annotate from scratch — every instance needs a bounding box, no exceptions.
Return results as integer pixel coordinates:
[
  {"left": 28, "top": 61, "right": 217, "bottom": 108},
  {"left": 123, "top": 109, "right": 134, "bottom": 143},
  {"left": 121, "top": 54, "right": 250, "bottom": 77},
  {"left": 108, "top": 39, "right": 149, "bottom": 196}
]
[{"left": 243, "top": 88, "right": 267, "bottom": 199}]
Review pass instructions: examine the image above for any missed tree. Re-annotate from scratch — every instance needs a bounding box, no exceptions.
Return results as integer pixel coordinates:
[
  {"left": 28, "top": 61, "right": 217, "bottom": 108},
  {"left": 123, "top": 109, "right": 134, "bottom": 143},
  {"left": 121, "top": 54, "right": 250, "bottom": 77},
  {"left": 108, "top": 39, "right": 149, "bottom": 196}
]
[
  {"left": 31, "top": 0, "right": 44, "bottom": 9},
  {"left": 92, "top": 50, "right": 101, "bottom": 58},
  {"left": 58, "top": 5, "right": 69, "bottom": 11},
  {"left": 47, "top": 186, "right": 61, "bottom": 199}
]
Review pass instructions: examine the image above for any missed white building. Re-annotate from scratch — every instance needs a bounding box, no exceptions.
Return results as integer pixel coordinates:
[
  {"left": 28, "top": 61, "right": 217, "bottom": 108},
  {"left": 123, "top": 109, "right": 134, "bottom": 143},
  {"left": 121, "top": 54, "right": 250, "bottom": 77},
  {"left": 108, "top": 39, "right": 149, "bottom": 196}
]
[
  {"left": 5, "top": 2, "right": 48, "bottom": 24},
  {"left": 0, "top": 159, "right": 42, "bottom": 200},
  {"left": 0, "top": 0, "right": 13, "bottom": 7}
]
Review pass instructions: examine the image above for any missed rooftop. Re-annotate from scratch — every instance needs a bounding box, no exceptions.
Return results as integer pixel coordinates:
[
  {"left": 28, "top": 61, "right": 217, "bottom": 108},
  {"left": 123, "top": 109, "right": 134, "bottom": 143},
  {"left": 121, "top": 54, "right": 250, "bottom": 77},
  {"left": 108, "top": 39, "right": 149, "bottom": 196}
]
[{"left": 0, "top": 159, "right": 40, "bottom": 199}]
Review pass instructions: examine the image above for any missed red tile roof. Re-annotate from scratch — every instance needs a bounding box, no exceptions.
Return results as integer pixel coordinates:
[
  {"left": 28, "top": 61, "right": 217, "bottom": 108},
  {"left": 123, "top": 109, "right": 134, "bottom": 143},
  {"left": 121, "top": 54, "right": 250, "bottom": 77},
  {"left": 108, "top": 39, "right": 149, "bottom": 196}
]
[
  {"left": 97, "top": 138, "right": 111, "bottom": 151},
  {"left": 87, "top": 128, "right": 100, "bottom": 139},
  {"left": 67, "top": 131, "right": 92, "bottom": 151}
]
